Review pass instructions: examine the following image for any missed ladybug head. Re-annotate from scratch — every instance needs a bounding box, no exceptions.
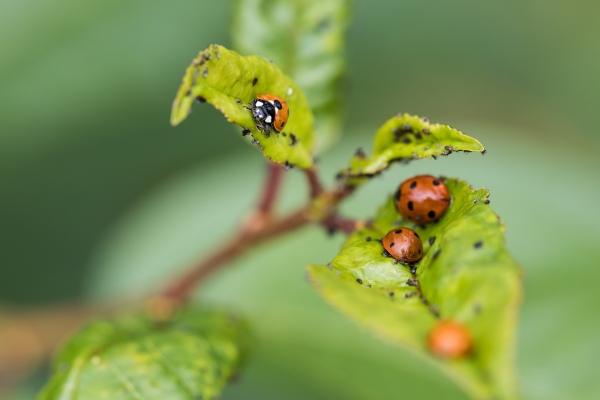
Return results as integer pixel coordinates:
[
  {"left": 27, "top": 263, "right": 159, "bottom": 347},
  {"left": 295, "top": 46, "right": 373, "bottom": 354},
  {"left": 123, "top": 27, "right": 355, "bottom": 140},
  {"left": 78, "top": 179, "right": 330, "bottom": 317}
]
[{"left": 252, "top": 103, "right": 267, "bottom": 121}]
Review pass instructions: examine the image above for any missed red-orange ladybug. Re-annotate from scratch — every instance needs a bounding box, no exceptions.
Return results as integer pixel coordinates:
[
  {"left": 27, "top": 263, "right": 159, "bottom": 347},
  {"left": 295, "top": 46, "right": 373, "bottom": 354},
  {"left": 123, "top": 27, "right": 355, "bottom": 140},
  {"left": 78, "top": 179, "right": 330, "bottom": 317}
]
[
  {"left": 250, "top": 94, "right": 289, "bottom": 132},
  {"left": 382, "top": 227, "right": 423, "bottom": 263},
  {"left": 427, "top": 320, "right": 472, "bottom": 359},
  {"left": 395, "top": 175, "right": 451, "bottom": 223}
]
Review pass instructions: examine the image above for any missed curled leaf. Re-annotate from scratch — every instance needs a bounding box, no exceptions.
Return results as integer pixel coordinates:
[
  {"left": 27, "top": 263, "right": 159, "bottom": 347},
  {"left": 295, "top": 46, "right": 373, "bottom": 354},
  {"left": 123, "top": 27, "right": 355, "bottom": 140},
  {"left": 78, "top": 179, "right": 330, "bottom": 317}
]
[
  {"left": 232, "top": 0, "right": 353, "bottom": 152},
  {"left": 309, "top": 179, "right": 522, "bottom": 399},
  {"left": 171, "top": 44, "right": 315, "bottom": 169},
  {"left": 38, "top": 308, "right": 250, "bottom": 400},
  {"left": 339, "top": 114, "right": 484, "bottom": 184}
]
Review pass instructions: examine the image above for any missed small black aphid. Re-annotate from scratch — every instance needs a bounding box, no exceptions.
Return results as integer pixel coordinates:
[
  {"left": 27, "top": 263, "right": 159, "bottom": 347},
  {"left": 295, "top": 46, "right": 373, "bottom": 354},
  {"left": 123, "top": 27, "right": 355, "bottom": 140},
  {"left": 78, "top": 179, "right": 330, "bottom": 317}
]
[
  {"left": 356, "top": 278, "right": 363, "bottom": 284},
  {"left": 429, "top": 236, "right": 436, "bottom": 245}
]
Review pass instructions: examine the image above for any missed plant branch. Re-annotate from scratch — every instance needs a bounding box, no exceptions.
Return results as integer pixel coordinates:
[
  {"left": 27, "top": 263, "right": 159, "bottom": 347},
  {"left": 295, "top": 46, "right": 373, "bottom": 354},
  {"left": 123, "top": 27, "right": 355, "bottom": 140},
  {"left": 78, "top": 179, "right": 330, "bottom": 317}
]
[
  {"left": 155, "top": 167, "right": 356, "bottom": 311},
  {"left": 322, "top": 215, "right": 362, "bottom": 235},
  {"left": 304, "top": 166, "right": 324, "bottom": 199},
  {"left": 257, "top": 162, "right": 285, "bottom": 214},
  {"left": 157, "top": 208, "right": 310, "bottom": 306}
]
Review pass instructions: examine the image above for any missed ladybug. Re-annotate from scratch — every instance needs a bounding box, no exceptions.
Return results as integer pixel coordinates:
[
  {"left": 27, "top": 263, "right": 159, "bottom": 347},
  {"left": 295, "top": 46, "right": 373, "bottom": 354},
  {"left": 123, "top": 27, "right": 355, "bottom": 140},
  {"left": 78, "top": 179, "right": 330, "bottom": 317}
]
[
  {"left": 427, "top": 320, "right": 472, "bottom": 359},
  {"left": 395, "top": 175, "right": 451, "bottom": 224},
  {"left": 250, "top": 94, "right": 289, "bottom": 133},
  {"left": 382, "top": 227, "right": 423, "bottom": 263}
]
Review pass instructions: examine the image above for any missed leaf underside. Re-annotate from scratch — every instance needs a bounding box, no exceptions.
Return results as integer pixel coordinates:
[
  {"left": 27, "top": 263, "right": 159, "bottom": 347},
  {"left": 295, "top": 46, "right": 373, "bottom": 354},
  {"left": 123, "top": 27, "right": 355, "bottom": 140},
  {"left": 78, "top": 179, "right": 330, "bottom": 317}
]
[
  {"left": 171, "top": 45, "right": 315, "bottom": 169},
  {"left": 308, "top": 179, "right": 522, "bottom": 400},
  {"left": 38, "top": 308, "right": 250, "bottom": 400},
  {"left": 339, "top": 114, "right": 485, "bottom": 185},
  {"left": 232, "top": 0, "right": 354, "bottom": 152}
]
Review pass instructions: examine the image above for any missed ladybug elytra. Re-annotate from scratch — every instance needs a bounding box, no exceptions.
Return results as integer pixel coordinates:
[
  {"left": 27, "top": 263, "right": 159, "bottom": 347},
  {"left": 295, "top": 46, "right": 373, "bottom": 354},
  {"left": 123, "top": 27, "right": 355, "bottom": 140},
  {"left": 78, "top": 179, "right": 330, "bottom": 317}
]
[
  {"left": 427, "top": 320, "right": 472, "bottom": 359},
  {"left": 382, "top": 227, "right": 423, "bottom": 263},
  {"left": 250, "top": 94, "right": 289, "bottom": 133},
  {"left": 395, "top": 175, "right": 451, "bottom": 223}
]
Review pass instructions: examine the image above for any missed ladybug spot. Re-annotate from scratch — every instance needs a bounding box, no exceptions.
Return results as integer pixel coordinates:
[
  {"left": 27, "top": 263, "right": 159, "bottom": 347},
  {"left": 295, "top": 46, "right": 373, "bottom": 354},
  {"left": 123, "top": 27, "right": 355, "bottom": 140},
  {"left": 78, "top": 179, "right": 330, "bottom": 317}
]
[
  {"left": 390, "top": 242, "right": 395, "bottom": 247},
  {"left": 433, "top": 179, "right": 440, "bottom": 186},
  {"left": 252, "top": 77, "right": 258, "bottom": 86},
  {"left": 408, "top": 201, "right": 414, "bottom": 211},
  {"left": 395, "top": 229, "right": 402, "bottom": 234},
  {"left": 428, "top": 210, "right": 436, "bottom": 219},
  {"left": 410, "top": 181, "right": 417, "bottom": 189},
  {"left": 356, "top": 278, "right": 363, "bottom": 284},
  {"left": 474, "top": 241, "right": 483, "bottom": 249},
  {"left": 394, "top": 189, "right": 401, "bottom": 202}
]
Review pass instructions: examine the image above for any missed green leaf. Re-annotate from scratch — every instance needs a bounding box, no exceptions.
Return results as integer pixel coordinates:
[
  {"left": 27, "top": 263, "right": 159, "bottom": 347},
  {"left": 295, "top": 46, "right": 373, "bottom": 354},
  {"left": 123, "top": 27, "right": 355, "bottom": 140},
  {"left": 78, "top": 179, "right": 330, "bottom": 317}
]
[
  {"left": 171, "top": 44, "right": 315, "bottom": 169},
  {"left": 308, "top": 178, "right": 522, "bottom": 400},
  {"left": 231, "top": 0, "right": 353, "bottom": 152},
  {"left": 38, "top": 308, "right": 250, "bottom": 400},
  {"left": 339, "top": 114, "right": 484, "bottom": 184}
]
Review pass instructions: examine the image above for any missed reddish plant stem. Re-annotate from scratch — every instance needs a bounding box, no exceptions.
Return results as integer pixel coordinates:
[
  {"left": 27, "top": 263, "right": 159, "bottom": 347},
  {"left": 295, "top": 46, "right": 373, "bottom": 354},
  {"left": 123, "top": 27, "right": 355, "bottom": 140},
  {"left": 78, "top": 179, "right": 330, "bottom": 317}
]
[
  {"left": 322, "top": 215, "right": 360, "bottom": 235},
  {"left": 257, "top": 162, "right": 285, "bottom": 214},
  {"left": 158, "top": 169, "right": 356, "bottom": 307},
  {"left": 160, "top": 208, "right": 310, "bottom": 304},
  {"left": 305, "top": 167, "right": 324, "bottom": 199}
]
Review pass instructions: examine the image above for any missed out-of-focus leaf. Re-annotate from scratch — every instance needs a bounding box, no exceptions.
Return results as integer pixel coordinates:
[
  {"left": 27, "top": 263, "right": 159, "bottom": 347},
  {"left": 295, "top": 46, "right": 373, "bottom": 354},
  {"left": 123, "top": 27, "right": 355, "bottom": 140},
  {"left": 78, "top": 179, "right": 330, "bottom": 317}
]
[
  {"left": 171, "top": 44, "right": 315, "bottom": 169},
  {"left": 309, "top": 178, "right": 522, "bottom": 400},
  {"left": 339, "top": 114, "right": 484, "bottom": 185},
  {"left": 231, "top": 0, "right": 353, "bottom": 152},
  {"left": 37, "top": 308, "right": 250, "bottom": 400}
]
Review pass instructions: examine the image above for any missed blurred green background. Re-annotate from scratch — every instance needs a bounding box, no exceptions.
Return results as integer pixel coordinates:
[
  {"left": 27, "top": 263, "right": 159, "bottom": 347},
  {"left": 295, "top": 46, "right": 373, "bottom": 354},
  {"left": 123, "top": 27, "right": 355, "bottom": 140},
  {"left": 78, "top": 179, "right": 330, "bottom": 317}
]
[{"left": 2, "top": 0, "right": 600, "bottom": 399}]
